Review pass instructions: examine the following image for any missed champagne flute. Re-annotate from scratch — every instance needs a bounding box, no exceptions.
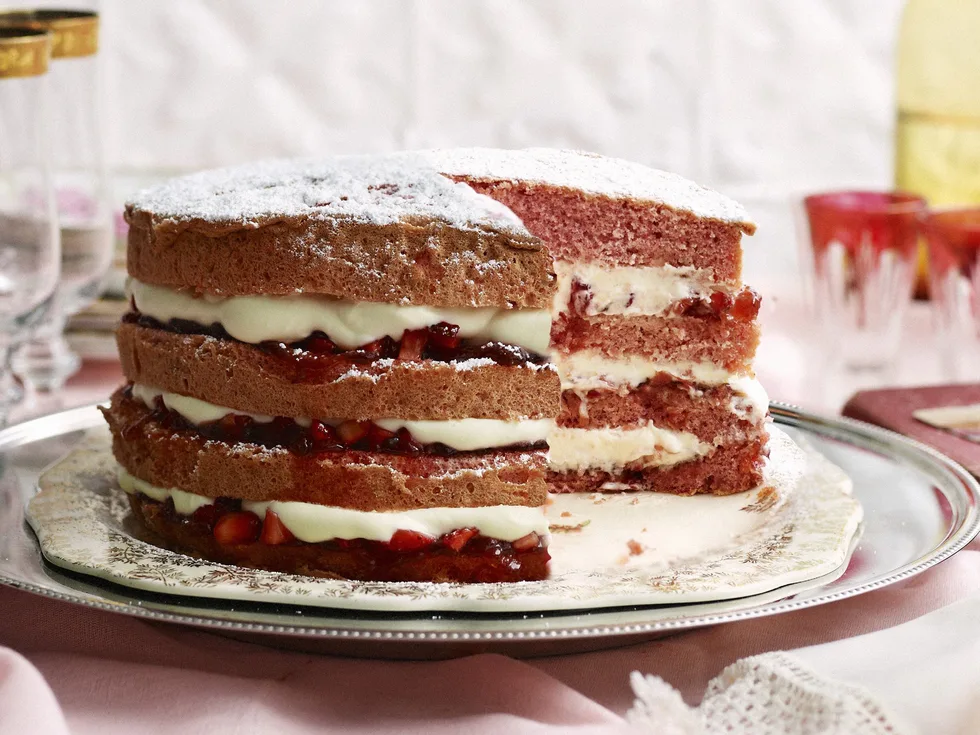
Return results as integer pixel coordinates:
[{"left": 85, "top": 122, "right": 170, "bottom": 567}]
[
  {"left": 2, "top": 11, "right": 111, "bottom": 391},
  {"left": 0, "top": 27, "right": 61, "bottom": 423}
]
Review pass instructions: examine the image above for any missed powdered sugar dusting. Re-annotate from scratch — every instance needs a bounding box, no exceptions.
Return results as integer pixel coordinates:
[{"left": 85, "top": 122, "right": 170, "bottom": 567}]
[
  {"left": 450, "top": 357, "right": 495, "bottom": 371},
  {"left": 408, "top": 148, "right": 753, "bottom": 227},
  {"left": 127, "top": 155, "right": 534, "bottom": 238}
]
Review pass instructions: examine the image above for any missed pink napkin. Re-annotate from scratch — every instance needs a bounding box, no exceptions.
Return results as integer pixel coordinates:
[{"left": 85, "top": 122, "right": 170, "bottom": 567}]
[
  {"left": 0, "top": 588, "right": 634, "bottom": 735},
  {"left": 3, "top": 545, "right": 979, "bottom": 734},
  {"left": 0, "top": 648, "right": 69, "bottom": 735}
]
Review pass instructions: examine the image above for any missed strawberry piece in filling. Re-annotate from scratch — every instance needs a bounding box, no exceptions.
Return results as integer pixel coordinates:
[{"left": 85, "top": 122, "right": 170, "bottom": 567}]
[
  {"left": 213, "top": 511, "right": 262, "bottom": 545},
  {"left": 260, "top": 509, "right": 297, "bottom": 545},
  {"left": 148, "top": 495, "right": 546, "bottom": 556}
]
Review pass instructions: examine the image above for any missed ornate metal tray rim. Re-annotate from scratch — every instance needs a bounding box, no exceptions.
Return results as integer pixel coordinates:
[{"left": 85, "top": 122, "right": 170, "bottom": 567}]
[{"left": 0, "top": 402, "right": 977, "bottom": 644}]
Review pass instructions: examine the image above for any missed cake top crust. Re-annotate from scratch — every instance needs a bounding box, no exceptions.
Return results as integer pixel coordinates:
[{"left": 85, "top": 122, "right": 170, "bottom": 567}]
[
  {"left": 126, "top": 154, "right": 533, "bottom": 238},
  {"left": 123, "top": 154, "right": 556, "bottom": 308},
  {"left": 408, "top": 148, "right": 754, "bottom": 229}
]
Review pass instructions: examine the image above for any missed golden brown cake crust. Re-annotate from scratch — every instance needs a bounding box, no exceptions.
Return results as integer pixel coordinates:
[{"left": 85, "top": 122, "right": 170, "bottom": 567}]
[
  {"left": 117, "top": 322, "right": 560, "bottom": 421},
  {"left": 103, "top": 391, "right": 548, "bottom": 512},
  {"left": 126, "top": 215, "right": 556, "bottom": 308},
  {"left": 124, "top": 155, "right": 557, "bottom": 307}
]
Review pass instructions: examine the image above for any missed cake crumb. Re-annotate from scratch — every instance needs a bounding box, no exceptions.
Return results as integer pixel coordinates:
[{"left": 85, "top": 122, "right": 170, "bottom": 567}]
[
  {"left": 627, "top": 539, "right": 645, "bottom": 556},
  {"left": 630, "top": 497, "right": 639, "bottom": 505},
  {"left": 549, "top": 519, "right": 590, "bottom": 533},
  {"left": 560, "top": 511, "right": 571, "bottom": 518}
]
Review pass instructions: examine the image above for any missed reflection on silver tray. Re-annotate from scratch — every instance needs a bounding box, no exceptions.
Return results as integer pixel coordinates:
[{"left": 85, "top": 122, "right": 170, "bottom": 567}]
[{"left": 0, "top": 403, "right": 977, "bottom": 658}]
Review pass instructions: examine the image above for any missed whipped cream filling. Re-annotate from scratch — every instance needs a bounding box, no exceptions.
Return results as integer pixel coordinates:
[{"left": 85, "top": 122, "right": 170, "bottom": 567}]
[
  {"left": 131, "top": 384, "right": 554, "bottom": 451},
  {"left": 553, "top": 352, "right": 769, "bottom": 420},
  {"left": 547, "top": 423, "right": 712, "bottom": 473},
  {"left": 128, "top": 278, "right": 552, "bottom": 355},
  {"left": 554, "top": 262, "right": 728, "bottom": 317},
  {"left": 117, "top": 468, "right": 549, "bottom": 544},
  {"left": 556, "top": 351, "right": 731, "bottom": 390},
  {"left": 727, "top": 376, "right": 771, "bottom": 421}
]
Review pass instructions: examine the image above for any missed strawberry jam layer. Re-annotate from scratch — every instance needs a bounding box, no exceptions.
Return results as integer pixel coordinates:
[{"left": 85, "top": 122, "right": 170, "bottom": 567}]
[
  {"left": 129, "top": 493, "right": 550, "bottom": 583},
  {"left": 567, "top": 279, "right": 761, "bottom": 321},
  {"left": 123, "top": 312, "right": 548, "bottom": 368},
  {"left": 670, "top": 288, "right": 762, "bottom": 321},
  {"left": 120, "top": 387, "right": 546, "bottom": 458}
]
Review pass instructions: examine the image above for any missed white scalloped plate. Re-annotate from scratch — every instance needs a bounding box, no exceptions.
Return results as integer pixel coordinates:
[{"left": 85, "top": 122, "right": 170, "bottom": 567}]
[{"left": 23, "top": 424, "right": 862, "bottom": 613}]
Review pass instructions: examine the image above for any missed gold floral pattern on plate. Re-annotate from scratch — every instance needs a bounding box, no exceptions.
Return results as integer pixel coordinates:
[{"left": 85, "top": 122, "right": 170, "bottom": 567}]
[{"left": 25, "top": 426, "right": 863, "bottom": 613}]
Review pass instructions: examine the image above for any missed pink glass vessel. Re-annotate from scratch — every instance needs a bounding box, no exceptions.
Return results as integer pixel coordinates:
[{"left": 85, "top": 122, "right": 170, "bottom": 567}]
[
  {"left": 922, "top": 208, "right": 980, "bottom": 381},
  {"left": 802, "top": 191, "right": 926, "bottom": 370}
]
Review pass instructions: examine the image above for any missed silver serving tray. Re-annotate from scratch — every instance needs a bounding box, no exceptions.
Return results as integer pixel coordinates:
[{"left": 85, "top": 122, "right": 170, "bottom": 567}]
[{"left": 1, "top": 403, "right": 978, "bottom": 659}]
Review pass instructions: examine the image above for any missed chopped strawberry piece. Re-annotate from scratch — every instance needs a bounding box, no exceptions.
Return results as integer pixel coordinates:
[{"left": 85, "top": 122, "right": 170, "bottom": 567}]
[
  {"left": 394, "top": 427, "right": 422, "bottom": 455},
  {"left": 442, "top": 527, "right": 478, "bottom": 552},
  {"left": 354, "top": 337, "right": 398, "bottom": 361},
  {"left": 217, "top": 413, "right": 252, "bottom": 441},
  {"left": 367, "top": 423, "right": 396, "bottom": 449},
  {"left": 305, "top": 333, "right": 337, "bottom": 353},
  {"left": 260, "top": 509, "right": 296, "bottom": 545},
  {"left": 510, "top": 532, "right": 540, "bottom": 552},
  {"left": 398, "top": 328, "right": 428, "bottom": 360},
  {"left": 427, "top": 322, "right": 461, "bottom": 351},
  {"left": 336, "top": 420, "right": 371, "bottom": 445},
  {"left": 358, "top": 338, "right": 384, "bottom": 355},
  {"left": 191, "top": 503, "right": 219, "bottom": 530},
  {"left": 311, "top": 420, "right": 338, "bottom": 444},
  {"left": 709, "top": 291, "right": 735, "bottom": 316},
  {"left": 213, "top": 511, "right": 261, "bottom": 545},
  {"left": 731, "top": 288, "right": 762, "bottom": 320},
  {"left": 387, "top": 529, "right": 436, "bottom": 552}
]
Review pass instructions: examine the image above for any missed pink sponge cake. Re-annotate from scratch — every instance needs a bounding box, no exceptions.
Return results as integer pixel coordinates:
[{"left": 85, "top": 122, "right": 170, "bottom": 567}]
[{"left": 414, "top": 148, "right": 769, "bottom": 496}]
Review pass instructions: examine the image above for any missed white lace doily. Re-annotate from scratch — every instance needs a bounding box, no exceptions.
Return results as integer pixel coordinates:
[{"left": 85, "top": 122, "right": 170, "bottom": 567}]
[{"left": 627, "top": 652, "right": 911, "bottom": 735}]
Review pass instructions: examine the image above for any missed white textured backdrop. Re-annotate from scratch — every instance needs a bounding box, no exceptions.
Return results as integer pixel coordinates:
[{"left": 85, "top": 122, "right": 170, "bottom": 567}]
[{"left": 13, "top": 0, "right": 907, "bottom": 296}]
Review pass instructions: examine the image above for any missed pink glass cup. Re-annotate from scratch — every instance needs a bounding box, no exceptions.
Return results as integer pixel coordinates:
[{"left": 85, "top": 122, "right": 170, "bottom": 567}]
[
  {"left": 802, "top": 191, "right": 926, "bottom": 370},
  {"left": 921, "top": 208, "right": 980, "bottom": 381}
]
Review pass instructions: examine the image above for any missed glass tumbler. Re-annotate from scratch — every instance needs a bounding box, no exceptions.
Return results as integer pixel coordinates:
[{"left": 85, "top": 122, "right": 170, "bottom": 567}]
[
  {"left": 0, "top": 27, "right": 60, "bottom": 421},
  {"left": 2, "top": 10, "right": 111, "bottom": 391},
  {"left": 922, "top": 208, "right": 980, "bottom": 382},
  {"left": 802, "top": 192, "right": 926, "bottom": 373}
]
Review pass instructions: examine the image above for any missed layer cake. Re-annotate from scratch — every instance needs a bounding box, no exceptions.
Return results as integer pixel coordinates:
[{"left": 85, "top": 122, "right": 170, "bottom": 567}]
[
  {"left": 415, "top": 148, "right": 770, "bottom": 495},
  {"left": 103, "top": 156, "right": 560, "bottom": 582}
]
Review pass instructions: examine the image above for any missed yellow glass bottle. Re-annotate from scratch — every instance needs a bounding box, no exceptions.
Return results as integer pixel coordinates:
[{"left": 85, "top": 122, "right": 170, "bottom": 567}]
[{"left": 895, "top": 0, "right": 980, "bottom": 297}]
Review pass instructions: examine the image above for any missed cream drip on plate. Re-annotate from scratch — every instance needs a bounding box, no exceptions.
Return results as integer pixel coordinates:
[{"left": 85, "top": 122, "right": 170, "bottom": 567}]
[
  {"left": 128, "top": 278, "right": 552, "bottom": 355},
  {"left": 553, "top": 262, "right": 730, "bottom": 317},
  {"left": 117, "top": 468, "right": 549, "bottom": 544},
  {"left": 131, "top": 384, "right": 554, "bottom": 451}
]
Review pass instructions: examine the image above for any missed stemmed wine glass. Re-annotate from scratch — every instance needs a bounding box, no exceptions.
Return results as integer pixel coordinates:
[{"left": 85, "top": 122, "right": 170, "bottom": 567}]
[
  {"left": 2, "top": 11, "right": 110, "bottom": 391},
  {"left": 0, "top": 27, "right": 61, "bottom": 424}
]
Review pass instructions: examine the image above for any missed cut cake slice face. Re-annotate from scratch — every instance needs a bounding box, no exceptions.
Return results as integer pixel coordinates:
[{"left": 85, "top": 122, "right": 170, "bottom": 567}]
[
  {"left": 106, "top": 154, "right": 563, "bottom": 583},
  {"left": 416, "top": 148, "right": 770, "bottom": 496}
]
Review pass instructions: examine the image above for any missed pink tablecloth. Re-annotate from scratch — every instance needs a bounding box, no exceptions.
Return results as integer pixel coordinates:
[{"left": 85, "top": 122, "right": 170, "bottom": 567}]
[
  {"left": 2, "top": 347, "right": 979, "bottom": 733},
  {"left": 3, "top": 547, "right": 979, "bottom": 734}
]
